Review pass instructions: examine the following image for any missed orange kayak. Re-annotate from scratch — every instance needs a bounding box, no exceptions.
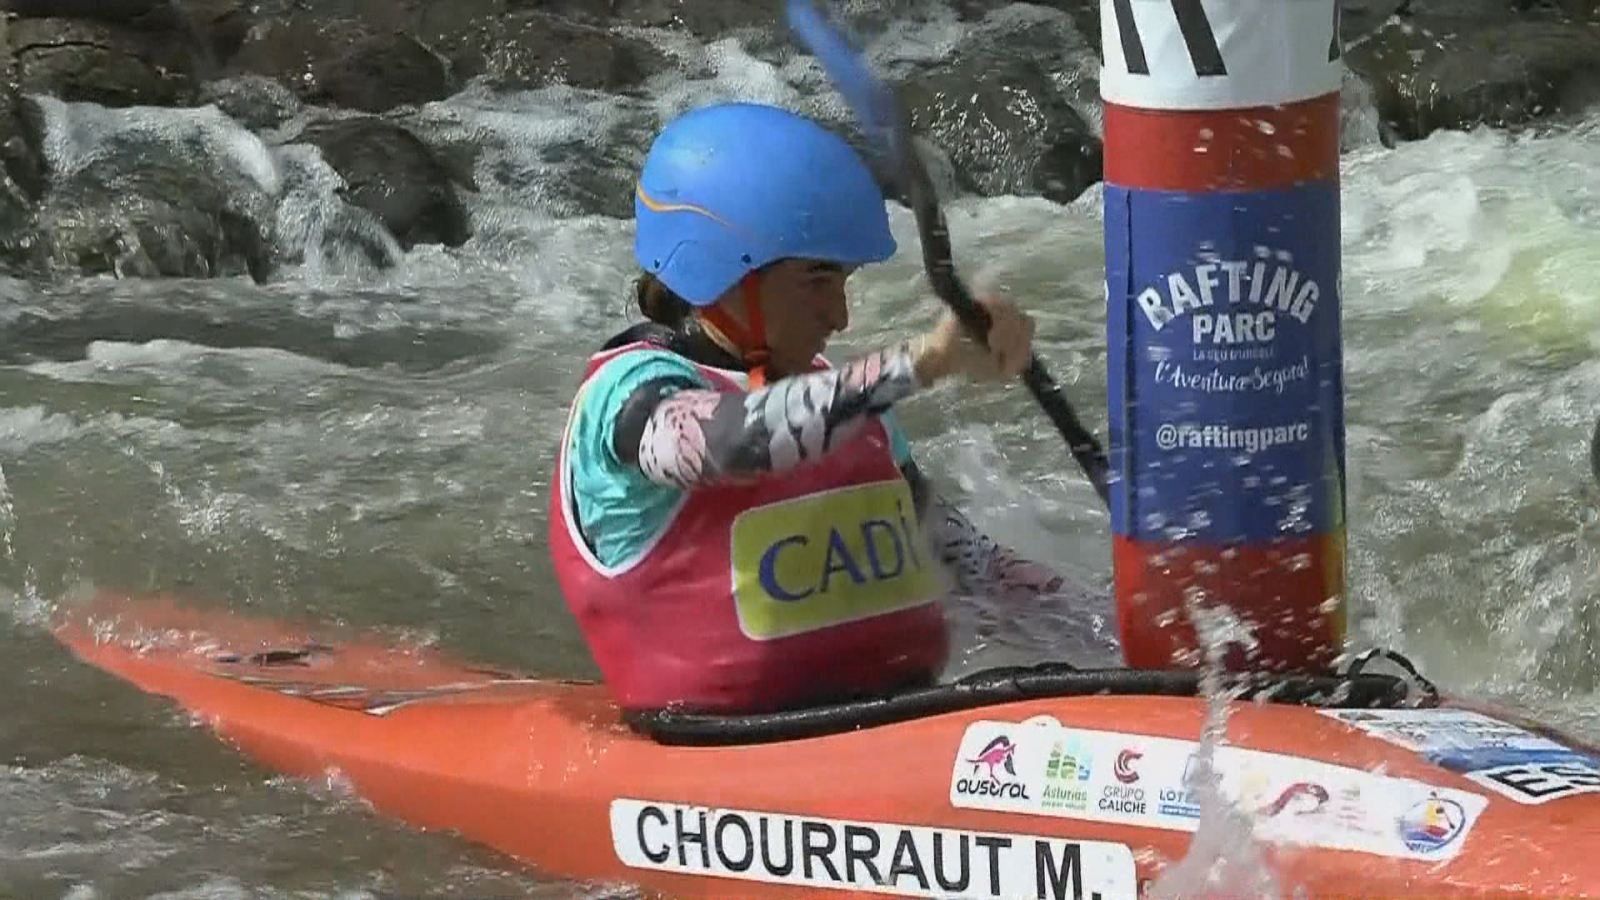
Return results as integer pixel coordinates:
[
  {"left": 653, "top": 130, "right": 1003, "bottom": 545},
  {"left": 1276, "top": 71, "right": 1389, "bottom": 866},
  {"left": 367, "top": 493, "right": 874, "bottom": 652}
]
[{"left": 50, "top": 590, "right": 1600, "bottom": 900}]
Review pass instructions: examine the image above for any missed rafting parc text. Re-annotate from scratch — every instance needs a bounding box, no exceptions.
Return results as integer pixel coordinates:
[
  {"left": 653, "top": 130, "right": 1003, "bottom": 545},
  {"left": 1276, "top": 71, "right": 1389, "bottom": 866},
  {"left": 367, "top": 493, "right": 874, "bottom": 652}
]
[{"left": 610, "top": 800, "right": 1139, "bottom": 900}]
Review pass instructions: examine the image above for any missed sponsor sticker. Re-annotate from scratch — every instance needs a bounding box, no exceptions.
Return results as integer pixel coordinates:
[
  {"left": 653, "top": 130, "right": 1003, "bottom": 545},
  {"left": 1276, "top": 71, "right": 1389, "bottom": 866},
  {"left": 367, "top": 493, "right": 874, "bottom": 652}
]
[
  {"left": 1105, "top": 186, "right": 1344, "bottom": 545},
  {"left": 950, "top": 721, "right": 1487, "bottom": 861},
  {"left": 1321, "top": 708, "right": 1600, "bottom": 805},
  {"left": 728, "top": 480, "right": 939, "bottom": 640},
  {"left": 610, "top": 799, "right": 1138, "bottom": 900}
]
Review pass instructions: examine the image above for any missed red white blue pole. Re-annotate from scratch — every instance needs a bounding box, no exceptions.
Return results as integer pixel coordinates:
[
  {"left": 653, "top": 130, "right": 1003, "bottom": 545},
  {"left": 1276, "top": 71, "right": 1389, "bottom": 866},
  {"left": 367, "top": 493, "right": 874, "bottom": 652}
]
[{"left": 1102, "top": 0, "right": 1347, "bottom": 672}]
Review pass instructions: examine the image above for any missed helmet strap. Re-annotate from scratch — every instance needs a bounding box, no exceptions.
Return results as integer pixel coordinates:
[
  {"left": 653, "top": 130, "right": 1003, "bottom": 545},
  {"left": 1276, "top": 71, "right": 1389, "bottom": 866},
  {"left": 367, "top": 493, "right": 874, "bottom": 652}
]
[{"left": 697, "top": 272, "right": 773, "bottom": 387}]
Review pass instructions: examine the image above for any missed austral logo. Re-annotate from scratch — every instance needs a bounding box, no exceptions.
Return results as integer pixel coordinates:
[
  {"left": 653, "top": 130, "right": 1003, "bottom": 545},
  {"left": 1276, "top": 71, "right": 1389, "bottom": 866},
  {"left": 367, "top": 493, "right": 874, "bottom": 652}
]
[{"left": 955, "top": 735, "right": 1032, "bottom": 801}]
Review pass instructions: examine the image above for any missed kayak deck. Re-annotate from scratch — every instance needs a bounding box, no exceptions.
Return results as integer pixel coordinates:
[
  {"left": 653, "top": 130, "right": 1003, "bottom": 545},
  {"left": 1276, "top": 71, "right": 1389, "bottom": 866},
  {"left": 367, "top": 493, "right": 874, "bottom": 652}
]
[{"left": 49, "top": 590, "right": 1600, "bottom": 900}]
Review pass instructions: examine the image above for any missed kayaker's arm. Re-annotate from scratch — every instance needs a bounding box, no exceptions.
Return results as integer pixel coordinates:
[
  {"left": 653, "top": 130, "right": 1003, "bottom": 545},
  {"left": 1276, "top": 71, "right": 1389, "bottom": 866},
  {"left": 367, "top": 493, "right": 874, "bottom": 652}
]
[
  {"left": 902, "top": 459, "right": 1067, "bottom": 601},
  {"left": 613, "top": 342, "right": 924, "bottom": 489}
]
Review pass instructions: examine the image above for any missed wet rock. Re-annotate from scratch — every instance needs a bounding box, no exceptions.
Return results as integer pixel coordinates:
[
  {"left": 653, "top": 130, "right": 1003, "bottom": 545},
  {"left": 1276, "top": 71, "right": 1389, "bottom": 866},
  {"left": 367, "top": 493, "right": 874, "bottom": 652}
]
[
  {"left": 37, "top": 188, "right": 274, "bottom": 280},
  {"left": 171, "top": 0, "right": 255, "bottom": 74},
  {"left": 1340, "top": 0, "right": 1409, "bottom": 40},
  {"left": 896, "top": 6, "right": 1103, "bottom": 205},
  {"left": 1346, "top": 11, "right": 1600, "bottom": 139},
  {"left": 5, "top": 0, "right": 164, "bottom": 22},
  {"left": 296, "top": 117, "right": 471, "bottom": 250},
  {"left": 607, "top": 0, "right": 779, "bottom": 37},
  {"left": 268, "top": 142, "right": 407, "bottom": 274},
  {"left": 309, "top": 30, "right": 458, "bottom": 113},
  {"left": 1404, "top": 0, "right": 1600, "bottom": 23},
  {"left": 198, "top": 75, "right": 304, "bottom": 134},
  {"left": 8, "top": 17, "right": 202, "bottom": 107},
  {"left": 6, "top": 0, "right": 251, "bottom": 79},
  {"left": 224, "top": 13, "right": 374, "bottom": 99},
  {"left": 901, "top": 67, "right": 1101, "bottom": 205},
  {"left": 228, "top": 1, "right": 669, "bottom": 104},
  {"left": 27, "top": 99, "right": 279, "bottom": 281},
  {"left": 1025, "top": 0, "right": 1102, "bottom": 56},
  {"left": 0, "top": 90, "right": 47, "bottom": 271},
  {"left": 433, "top": 11, "right": 668, "bottom": 93}
]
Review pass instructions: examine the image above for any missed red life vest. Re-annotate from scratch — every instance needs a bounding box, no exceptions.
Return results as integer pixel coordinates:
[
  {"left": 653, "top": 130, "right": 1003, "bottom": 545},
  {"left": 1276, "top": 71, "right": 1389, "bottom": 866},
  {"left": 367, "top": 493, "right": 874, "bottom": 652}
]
[{"left": 547, "top": 341, "right": 951, "bottom": 714}]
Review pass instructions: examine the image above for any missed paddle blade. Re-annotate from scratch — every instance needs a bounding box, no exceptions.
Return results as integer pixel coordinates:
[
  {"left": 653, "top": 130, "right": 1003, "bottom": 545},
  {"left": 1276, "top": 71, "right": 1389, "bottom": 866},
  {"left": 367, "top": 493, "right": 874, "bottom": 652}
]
[{"left": 785, "top": 0, "right": 900, "bottom": 156}]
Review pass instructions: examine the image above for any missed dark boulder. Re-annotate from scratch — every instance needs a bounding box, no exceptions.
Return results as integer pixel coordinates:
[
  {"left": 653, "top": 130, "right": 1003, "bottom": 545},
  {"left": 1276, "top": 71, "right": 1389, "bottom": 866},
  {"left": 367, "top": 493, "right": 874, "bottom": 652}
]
[
  {"left": 431, "top": 11, "right": 668, "bottom": 94},
  {"left": 6, "top": 0, "right": 251, "bottom": 81},
  {"left": 1346, "top": 7, "right": 1600, "bottom": 139},
  {"left": 297, "top": 117, "right": 472, "bottom": 250},
  {"left": 309, "top": 30, "right": 458, "bottom": 113},
  {"left": 0, "top": 90, "right": 47, "bottom": 272},
  {"left": 9, "top": 17, "right": 201, "bottom": 108},
  {"left": 28, "top": 99, "right": 278, "bottom": 281},
  {"left": 198, "top": 75, "right": 305, "bottom": 134},
  {"left": 896, "top": 6, "right": 1104, "bottom": 204}
]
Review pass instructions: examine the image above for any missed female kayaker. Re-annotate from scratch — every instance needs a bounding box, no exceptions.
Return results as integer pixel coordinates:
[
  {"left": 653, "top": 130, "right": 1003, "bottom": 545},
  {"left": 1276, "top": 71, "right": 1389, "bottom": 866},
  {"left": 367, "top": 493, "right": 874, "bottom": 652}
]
[{"left": 548, "top": 101, "right": 1078, "bottom": 716}]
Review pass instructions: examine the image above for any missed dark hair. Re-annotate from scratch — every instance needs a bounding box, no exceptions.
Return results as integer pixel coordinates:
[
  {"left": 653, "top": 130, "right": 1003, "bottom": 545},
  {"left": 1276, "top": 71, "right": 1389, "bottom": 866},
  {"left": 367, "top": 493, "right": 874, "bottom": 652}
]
[{"left": 635, "top": 273, "right": 693, "bottom": 329}]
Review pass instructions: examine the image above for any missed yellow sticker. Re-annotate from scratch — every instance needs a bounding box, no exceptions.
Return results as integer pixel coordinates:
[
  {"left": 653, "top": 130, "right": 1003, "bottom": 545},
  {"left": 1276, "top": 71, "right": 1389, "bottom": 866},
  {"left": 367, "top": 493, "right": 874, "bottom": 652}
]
[{"left": 730, "top": 479, "right": 942, "bottom": 641}]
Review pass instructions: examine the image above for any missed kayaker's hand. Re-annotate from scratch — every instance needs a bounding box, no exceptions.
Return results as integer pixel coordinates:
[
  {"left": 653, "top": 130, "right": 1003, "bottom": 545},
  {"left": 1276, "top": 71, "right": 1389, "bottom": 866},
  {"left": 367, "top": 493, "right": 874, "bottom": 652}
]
[{"left": 911, "top": 292, "right": 1036, "bottom": 385}]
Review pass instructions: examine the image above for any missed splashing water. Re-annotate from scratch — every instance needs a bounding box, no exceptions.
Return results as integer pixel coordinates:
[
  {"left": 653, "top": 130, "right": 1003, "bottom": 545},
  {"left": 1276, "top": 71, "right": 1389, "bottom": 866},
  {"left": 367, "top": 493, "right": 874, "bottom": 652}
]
[{"left": 1144, "top": 591, "right": 1287, "bottom": 900}]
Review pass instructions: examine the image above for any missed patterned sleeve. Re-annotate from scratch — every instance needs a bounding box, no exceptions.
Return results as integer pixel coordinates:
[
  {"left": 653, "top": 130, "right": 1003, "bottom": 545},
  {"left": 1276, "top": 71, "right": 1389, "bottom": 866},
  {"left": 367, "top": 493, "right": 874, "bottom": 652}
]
[{"left": 613, "top": 342, "right": 923, "bottom": 489}]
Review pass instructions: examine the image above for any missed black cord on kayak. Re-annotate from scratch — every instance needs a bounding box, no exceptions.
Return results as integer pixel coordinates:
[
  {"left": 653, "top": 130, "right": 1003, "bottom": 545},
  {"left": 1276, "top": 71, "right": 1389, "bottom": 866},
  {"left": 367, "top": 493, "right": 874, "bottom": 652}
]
[
  {"left": 787, "top": 0, "right": 1113, "bottom": 508},
  {"left": 626, "top": 662, "right": 1429, "bottom": 747}
]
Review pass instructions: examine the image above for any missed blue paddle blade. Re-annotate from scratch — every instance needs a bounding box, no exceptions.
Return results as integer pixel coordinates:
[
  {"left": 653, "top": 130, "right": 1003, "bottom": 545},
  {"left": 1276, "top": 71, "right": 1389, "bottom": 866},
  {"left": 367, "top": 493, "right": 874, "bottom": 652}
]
[{"left": 785, "top": 0, "right": 900, "bottom": 157}]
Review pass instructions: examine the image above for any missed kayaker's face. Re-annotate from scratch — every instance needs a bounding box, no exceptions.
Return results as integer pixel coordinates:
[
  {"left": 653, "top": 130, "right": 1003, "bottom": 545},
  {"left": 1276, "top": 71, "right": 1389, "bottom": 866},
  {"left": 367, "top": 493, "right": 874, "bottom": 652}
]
[{"left": 756, "top": 259, "right": 855, "bottom": 374}]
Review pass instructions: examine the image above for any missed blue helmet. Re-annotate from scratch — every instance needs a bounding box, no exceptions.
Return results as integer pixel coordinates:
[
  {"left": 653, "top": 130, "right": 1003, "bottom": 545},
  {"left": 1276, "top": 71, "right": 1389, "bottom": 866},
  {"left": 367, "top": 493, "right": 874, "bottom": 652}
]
[{"left": 634, "top": 102, "right": 897, "bottom": 307}]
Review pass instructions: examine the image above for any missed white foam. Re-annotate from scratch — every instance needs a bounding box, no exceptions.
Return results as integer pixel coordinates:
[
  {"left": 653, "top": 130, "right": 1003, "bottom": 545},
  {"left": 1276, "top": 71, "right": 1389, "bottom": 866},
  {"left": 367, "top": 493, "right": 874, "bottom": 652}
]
[{"left": 32, "top": 96, "right": 281, "bottom": 196}]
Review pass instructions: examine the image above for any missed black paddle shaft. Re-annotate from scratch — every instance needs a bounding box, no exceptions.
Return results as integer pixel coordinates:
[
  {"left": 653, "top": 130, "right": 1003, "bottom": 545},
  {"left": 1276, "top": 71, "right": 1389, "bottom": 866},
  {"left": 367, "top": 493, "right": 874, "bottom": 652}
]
[{"left": 889, "top": 109, "right": 1114, "bottom": 508}]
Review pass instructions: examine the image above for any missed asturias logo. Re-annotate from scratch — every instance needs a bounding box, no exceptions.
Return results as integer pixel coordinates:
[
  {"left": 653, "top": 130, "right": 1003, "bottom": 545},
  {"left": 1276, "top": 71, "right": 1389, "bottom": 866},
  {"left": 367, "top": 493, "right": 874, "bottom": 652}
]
[
  {"left": 1114, "top": 749, "right": 1142, "bottom": 784},
  {"left": 955, "top": 735, "right": 1031, "bottom": 801}
]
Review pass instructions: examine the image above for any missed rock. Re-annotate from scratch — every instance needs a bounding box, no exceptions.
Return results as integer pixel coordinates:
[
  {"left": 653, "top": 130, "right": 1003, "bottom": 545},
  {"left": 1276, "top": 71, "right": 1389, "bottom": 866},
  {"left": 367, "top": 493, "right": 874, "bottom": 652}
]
[
  {"left": 432, "top": 11, "right": 668, "bottom": 93},
  {"left": 269, "top": 142, "right": 407, "bottom": 274},
  {"left": 9, "top": 17, "right": 202, "bottom": 107},
  {"left": 172, "top": 0, "right": 255, "bottom": 74},
  {"left": 902, "top": 66, "right": 1102, "bottom": 204},
  {"left": 1025, "top": 0, "right": 1101, "bottom": 57},
  {"left": 896, "top": 6, "right": 1103, "bottom": 204},
  {"left": 229, "top": 2, "right": 668, "bottom": 104},
  {"left": 6, "top": 0, "right": 181, "bottom": 27},
  {"left": 309, "top": 30, "right": 457, "bottom": 113},
  {"left": 224, "top": 13, "right": 375, "bottom": 100},
  {"left": 1346, "top": 12, "right": 1600, "bottom": 139},
  {"left": 1340, "top": 0, "right": 1409, "bottom": 42},
  {"left": 6, "top": 0, "right": 251, "bottom": 79},
  {"left": 27, "top": 99, "right": 279, "bottom": 280},
  {"left": 607, "top": 0, "right": 778, "bottom": 37},
  {"left": 296, "top": 117, "right": 471, "bottom": 250},
  {"left": 0, "top": 90, "right": 47, "bottom": 271},
  {"left": 36, "top": 188, "right": 273, "bottom": 280},
  {"left": 198, "top": 75, "right": 304, "bottom": 133}
]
